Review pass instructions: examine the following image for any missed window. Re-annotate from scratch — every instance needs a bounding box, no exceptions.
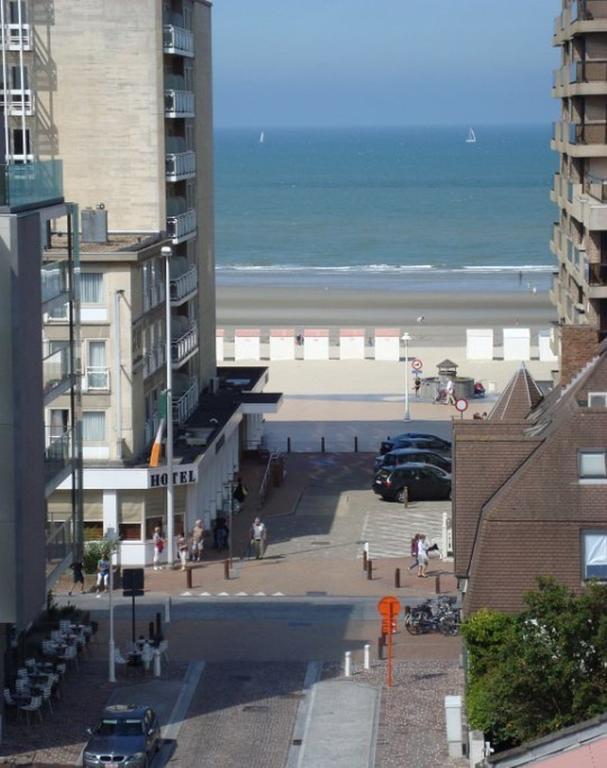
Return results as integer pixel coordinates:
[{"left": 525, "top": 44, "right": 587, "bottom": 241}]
[
  {"left": 9, "top": 1, "right": 27, "bottom": 24},
  {"left": 583, "top": 531, "right": 607, "bottom": 580},
  {"left": 579, "top": 451, "right": 607, "bottom": 479},
  {"left": 119, "top": 523, "right": 142, "bottom": 541},
  {"left": 82, "top": 411, "right": 105, "bottom": 442},
  {"left": 9, "top": 64, "right": 28, "bottom": 89},
  {"left": 80, "top": 273, "right": 103, "bottom": 304},
  {"left": 588, "top": 393, "right": 607, "bottom": 407},
  {"left": 12, "top": 127, "right": 30, "bottom": 158},
  {"left": 86, "top": 341, "right": 108, "bottom": 390}
]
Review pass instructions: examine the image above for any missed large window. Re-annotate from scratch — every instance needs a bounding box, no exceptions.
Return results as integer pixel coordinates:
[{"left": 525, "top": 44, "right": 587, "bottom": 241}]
[
  {"left": 583, "top": 531, "right": 607, "bottom": 580},
  {"left": 82, "top": 411, "right": 105, "bottom": 442},
  {"left": 86, "top": 340, "right": 108, "bottom": 390},
  {"left": 81, "top": 273, "right": 103, "bottom": 304},
  {"left": 579, "top": 451, "right": 607, "bottom": 479}
]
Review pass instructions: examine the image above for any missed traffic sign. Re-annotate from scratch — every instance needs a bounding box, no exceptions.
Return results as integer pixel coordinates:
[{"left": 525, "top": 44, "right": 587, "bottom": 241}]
[
  {"left": 455, "top": 398, "right": 468, "bottom": 413},
  {"left": 378, "top": 595, "right": 401, "bottom": 617},
  {"left": 412, "top": 358, "right": 423, "bottom": 371},
  {"left": 377, "top": 596, "right": 400, "bottom": 688},
  {"left": 412, "top": 369, "right": 423, "bottom": 377}
]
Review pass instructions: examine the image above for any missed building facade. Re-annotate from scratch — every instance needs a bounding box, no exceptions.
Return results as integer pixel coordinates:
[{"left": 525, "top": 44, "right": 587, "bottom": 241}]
[{"left": 551, "top": 0, "right": 607, "bottom": 344}]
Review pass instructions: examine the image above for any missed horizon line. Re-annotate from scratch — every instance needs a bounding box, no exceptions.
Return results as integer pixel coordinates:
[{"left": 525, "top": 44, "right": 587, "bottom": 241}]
[{"left": 214, "top": 121, "right": 554, "bottom": 131}]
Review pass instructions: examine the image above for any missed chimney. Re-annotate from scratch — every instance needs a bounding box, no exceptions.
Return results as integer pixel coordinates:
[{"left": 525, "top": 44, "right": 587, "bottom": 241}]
[{"left": 560, "top": 325, "right": 601, "bottom": 386}]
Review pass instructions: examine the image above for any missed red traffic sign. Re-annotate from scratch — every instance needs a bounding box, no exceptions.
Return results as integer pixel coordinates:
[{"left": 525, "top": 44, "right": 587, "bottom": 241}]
[
  {"left": 412, "top": 358, "right": 423, "bottom": 371},
  {"left": 455, "top": 398, "right": 468, "bottom": 413},
  {"left": 378, "top": 595, "right": 401, "bottom": 617}
]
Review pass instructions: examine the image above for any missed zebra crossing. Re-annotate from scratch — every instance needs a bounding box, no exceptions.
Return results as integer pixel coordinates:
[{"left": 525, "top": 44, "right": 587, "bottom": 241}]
[{"left": 361, "top": 501, "right": 451, "bottom": 559}]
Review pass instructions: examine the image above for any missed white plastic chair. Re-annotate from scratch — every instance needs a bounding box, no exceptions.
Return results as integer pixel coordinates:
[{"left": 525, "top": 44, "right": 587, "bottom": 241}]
[
  {"left": 19, "top": 694, "right": 43, "bottom": 725},
  {"left": 114, "top": 648, "right": 127, "bottom": 665}
]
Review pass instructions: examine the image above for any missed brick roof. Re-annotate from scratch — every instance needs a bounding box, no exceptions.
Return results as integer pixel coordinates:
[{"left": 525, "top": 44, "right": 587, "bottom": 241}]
[{"left": 489, "top": 363, "right": 544, "bottom": 421}]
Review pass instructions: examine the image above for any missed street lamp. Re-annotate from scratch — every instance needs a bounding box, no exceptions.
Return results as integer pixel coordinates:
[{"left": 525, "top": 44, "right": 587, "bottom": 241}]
[
  {"left": 402, "top": 332, "right": 412, "bottom": 421},
  {"left": 161, "top": 245, "right": 175, "bottom": 567},
  {"left": 105, "top": 527, "right": 120, "bottom": 683}
]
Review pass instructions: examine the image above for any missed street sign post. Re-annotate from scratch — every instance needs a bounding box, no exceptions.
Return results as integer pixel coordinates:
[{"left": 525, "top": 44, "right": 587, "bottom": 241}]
[
  {"left": 122, "top": 568, "right": 145, "bottom": 643},
  {"left": 378, "top": 595, "right": 401, "bottom": 688},
  {"left": 412, "top": 358, "right": 423, "bottom": 371},
  {"left": 455, "top": 398, "right": 469, "bottom": 420}
]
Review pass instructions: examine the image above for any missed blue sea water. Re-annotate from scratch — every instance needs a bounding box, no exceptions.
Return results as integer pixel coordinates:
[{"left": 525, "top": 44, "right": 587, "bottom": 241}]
[{"left": 214, "top": 125, "right": 556, "bottom": 281}]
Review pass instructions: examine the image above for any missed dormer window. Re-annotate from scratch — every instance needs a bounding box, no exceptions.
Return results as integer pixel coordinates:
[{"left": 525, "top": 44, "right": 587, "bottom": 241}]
[
  {"left": 579, "top": 451, "right": 607, "bottom": 480},
  {"left": 588, "top": 393, "right": 607, "bottom": 407}
]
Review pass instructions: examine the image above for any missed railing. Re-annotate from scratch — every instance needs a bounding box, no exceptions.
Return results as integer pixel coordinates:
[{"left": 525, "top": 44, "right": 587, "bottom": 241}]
[
  {"left": 44, "top": 427, "right": 72, "bottom": 484},
  {"left": 84, "top": 366, "right": 110, "bottom": 391},
  {"left": 165, "top": 89, "right": 195, "bottom": 117},
  {"left": 163, "top": 24, "right": 194, "bottom": 56},
  {"left": 552, "top": 222, "right": 562, "bottom": 253},
  {"left": 174, "top": 378, "right": 199, "bottom": 424},
  {"left": 572, "top": 0, "right": 607, "bottom": 21},
  {"left": 41, "top": 262, "right": 67, "bottom": 305},
  {"left": 552, "top": 121, "right": 563, "bottom": 142},
  {"left": 170, "top": 266, "right": 198, "bottom": 302},
  {"left": 588, "top": 262, "right": 607, "bottom": 285},
  {"left": 166, "top": 151, "right": 196, "bottom": 181},
  {"left": 554, "top": 14, "right": 563, "bottom": 35},
  {"left": 0, "top": 89, "right": 33, "bottom": 115},
  {"left": 172, "top": 326, "right": 198, "bottom": 365},
  {"left": 1, "top": 23, "right": 31, "bottom": 50},
  {"left": 143, "top": 281, "right": 165, "bottom": 312},
  {"left": 167, "top": 209, "right": 196, "bottom": 243},
  {"left": 143, "top": 344, "right": 166, "bottom": 378},
  {"left": 258, "top": 451, "right": 282, "bottom": 509},
  {"left": 567, "top": 180, "right": 575, "bottom": 203},
  {"left": 552, "top": 172, "right": 561, "bottom": 200},
  {"left": 0, "top": 160, "right": 63, "bottom": 208},
  {"left": 43, "top": 346, "right": 70, "bottom": 397},
  {"left": 584, "top": 173, "right": 607, "bottom": 201},
  {"left": 553, "top": 68, "right": 561, "bottom": 88},
  {"left": 568, "top": 122, "right": 607, "bottom": 145},
  {"left": 569, "top": 59, "right": 607, "bottom": 83},
  {"left": 46, "top": 519, "right": 72, "bottom": 574}
]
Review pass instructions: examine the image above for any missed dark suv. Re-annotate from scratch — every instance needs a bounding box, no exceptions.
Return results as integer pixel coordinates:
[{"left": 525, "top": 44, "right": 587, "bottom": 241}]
[
  {"left": 374, "top": 448, "right": 452, "bottom": 473},
  {"left": 83, "top": 705, "right": 161, "bottom": 768},
  {"left": 373, "top": 463, "right": 451, "bottom": 502},
  {"left": 380, "top": 433, "right": 452, "bottom": 456}
]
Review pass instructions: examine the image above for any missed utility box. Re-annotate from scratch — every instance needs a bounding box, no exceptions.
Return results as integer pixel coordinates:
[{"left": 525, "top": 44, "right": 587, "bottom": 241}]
[{"left": 82, "top": 205, "right": 108, "bottom": 243}]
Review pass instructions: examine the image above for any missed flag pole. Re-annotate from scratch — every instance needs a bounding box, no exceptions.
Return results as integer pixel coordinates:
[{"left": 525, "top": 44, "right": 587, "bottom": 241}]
[{"left": 162, "top": 245, "right": 174, "bottom": 567}]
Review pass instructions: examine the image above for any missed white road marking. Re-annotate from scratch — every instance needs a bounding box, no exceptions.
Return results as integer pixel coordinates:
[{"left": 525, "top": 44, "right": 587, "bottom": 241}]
[{"left": 162, "top": 660, "right": 205, "bottom": 742}]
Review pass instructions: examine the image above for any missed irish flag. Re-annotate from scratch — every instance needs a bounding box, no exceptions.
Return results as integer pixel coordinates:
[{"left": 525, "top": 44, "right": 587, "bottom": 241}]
[{"left": 149, "top": 390, "right": 168, "bottom": 467}]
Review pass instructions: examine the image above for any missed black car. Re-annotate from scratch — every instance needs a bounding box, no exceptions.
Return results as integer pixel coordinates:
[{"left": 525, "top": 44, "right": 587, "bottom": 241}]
[
  {"left": 374, "top": 447, "right": 452, "bottom": 473},
  {"left": 83, "top": 705, "right": 161, "bottom": 768},
  {"left": 372, "top": 462, "right": 451, "bottom": 502},
  {"left": 380, "top": 434, "right": 452, "bottom": 456}
]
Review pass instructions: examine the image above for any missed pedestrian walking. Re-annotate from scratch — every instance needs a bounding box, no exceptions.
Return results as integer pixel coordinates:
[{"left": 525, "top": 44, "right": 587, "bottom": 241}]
[
  {"left": 417, "top": 534, "right": 429, "bottom": 578},
  {"left": 213, "top": 516, "right": 229, "bottom": 550},
  {"left": 95, "top": 556, "right": 110, "bottom": 596},
  {"left": 414, "top": 376, "right": 422, "bottom": 398},
  {"left": 250, "top": 517, "right": 267, "bottom": 560},
  {"left": 152, "top": 526, "right": 164, "bottom": 570},
  {"left": 177, "top": 533, "right": 188, "bottom": 570},
  {"left": 409, "top": 533, "right": 421, "bottom": 570},
  {"left": 233, "top": 477, "right": 248, "bottom": 512},
  {"left": 190, "top": 519, "right": 204, "bottom": 561},
  {"left": 68, "top": 559, "right": 85, "bottom": 595}
]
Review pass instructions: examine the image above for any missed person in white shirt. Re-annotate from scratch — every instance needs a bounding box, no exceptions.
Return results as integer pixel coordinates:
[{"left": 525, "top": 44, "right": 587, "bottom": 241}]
[
  {"left": 417, "top": 534, "right": 429, "bottom": 578},
  {"left": 250, "top": 517, "right": 267, "bottom": 560}
]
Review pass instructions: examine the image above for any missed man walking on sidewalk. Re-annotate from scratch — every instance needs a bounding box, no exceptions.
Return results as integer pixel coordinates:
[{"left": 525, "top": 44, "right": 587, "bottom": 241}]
[{"left": 250, "top": 517, "right": 267, "bottom": 560}]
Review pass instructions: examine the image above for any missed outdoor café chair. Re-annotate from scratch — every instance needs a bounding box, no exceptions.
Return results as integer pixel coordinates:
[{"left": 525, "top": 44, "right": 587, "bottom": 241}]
[{"left": 19, "top": 694, "right": 43, "bottom": 725}]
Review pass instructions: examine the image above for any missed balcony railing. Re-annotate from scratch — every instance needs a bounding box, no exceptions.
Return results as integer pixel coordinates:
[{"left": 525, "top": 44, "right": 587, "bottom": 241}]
[
  {"left": 589, "top": 262, "right": 607, "bottom": 285},
  {"left": 0, "top": 88, "right": 33, "bottom": 115},
  {"left": 572, "top": 1, "right": 607, "bottom": 22},
  {"left": 167, "top": 208, "right": 196, "bottom": 244},
  {"left": 41, "top": 262, "right": 67, "bottom": 305},
  {"left": 84, "top": 366, "right": 110, "bottom": 392},
  {"left": 44, "top": 426, "right": 72, "bottom": 485},
  {"left": 552, "top": 121, "right": 563, "bottom": 143},
  {"left": 0, "top": 160, "right": 63, "bottom": 208},
  {"left": 568, "top": 122, "right": 607, "bottom": 145},
  {"left": 143, "top": 281, "right": 165, "bottom": 313},
  {"left": 144, "top": 344, "right": 166, "bottom": 379},
  {"left": 170, "top": 266, "right": 198, "bottom": 303},
  {"left": 584, "top": 173, "right": 607, "bottom": 201},
  {"left": 569, "top": 59, "right": 607, "bottom": 83},
  {"left": 554, "top": 14, "right": 563, "bottom": 35},
  {"left": 166, "top": 151, "right": 196, "bottom": 181},
  {"left": 163, "top": 24, "right": 194, "bottom": 57},
  {"left": 172, "top": 326, "right": 198, "bottom": 367},
  {"left": 165, "top": 89, "right": 194, "bottom": 117},
  {"left": 553, "top": 68, "right": 561, "bottom": 88},
  {"left": 174, "top": 378, "right": 199, "bottom": 425},
  {"left": 552, "top": 222, "right": 562, "bottom": 253},
  {"left": 43, "top": 346, "right": 71, "bottom": 398},
  {"left": 1, "top": 23, "right": 31, "bottom": 50}
]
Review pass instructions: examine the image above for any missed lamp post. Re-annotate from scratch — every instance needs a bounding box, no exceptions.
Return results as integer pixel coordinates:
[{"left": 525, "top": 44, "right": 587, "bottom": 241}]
[
  {"left": 161, "top": 245, "right": 175, "bottom": 567},
  {"left": 402, "top": 332, "right": 412, "bottom": 421},
  {"left": 106, "top": 527, "right": 120, "bottom": 683}
]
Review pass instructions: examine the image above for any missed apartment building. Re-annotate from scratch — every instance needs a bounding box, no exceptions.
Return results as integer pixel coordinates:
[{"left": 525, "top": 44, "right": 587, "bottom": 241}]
[{"left": 551, "top": 0, "right": 607, "bottom": 347}]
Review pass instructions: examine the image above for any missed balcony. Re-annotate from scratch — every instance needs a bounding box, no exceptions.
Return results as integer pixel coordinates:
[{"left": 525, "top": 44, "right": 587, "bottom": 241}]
[
  {"left": 550, "top": 222, "right": 562, "bottom": 255},
  {"left": 163, "top": 24, "right": 194, "bottom": 57},
  {"left": 170, "top": 265, "right": 198, "bottom": 305},
  {"left": 41, "top": 261, "right": 68, "bottom": 306},
  {"left": 552, "top": 121, "right": 563, "bottom": 143},
  {"left": 568, "top": 122, "right": 607, "bottom": 148},
  {"left": 1, "top": 23, "right": 31, "bottom": 50},
  {"left": 588, "top": 262, "right": 607, "bottom": 298},
  {"left": 166, "top": 151, "right": 196, "bottom": 182},
  {"left": 569, "top": 59, "right": 607, "bottom": 83},
  {"left": 551, "top": 172, "right": 562, "bottom": 203},
  {"left": 143, "top": 281, "right": 165, "bottom": 313},
  {"left": 0, "top": 88, "right": 33, "bottom": 115},
  {"left": 165, "top": 89, "right": 194, "bottom": 118},
  {"left": 0, "top": 160, "right": 63, "bottom": 209},
  {"left": 174, "top": 378, "right": 199, "bottom": 425},
  {"left": 172, "top": 325, "right": 198, "bottom": 368},
  {"left": 144, "top": 344, "right": 166, "bottom": 379},
  {"left": 84, "top": 366, "right": 110, "bottom": 392},
  {"left": 572, "top": 0, "right": 607, "bottom": 22},
  {"left": 44, "top": 426, "right": 72, "bottom": 488},
  {"left": 584, "top": 173, "right": 607, "bottom": 202},
  {"left": 43, "top": 345, "right": 72, "bottom": 402},
  {"left": 167, "top": 208, "right": 196, "bottom": 244}
]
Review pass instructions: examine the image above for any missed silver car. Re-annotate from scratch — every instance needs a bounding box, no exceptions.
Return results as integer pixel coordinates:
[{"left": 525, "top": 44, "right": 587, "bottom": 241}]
[{"left": 83, "top": 704, "right": 161, "bottom": 768}]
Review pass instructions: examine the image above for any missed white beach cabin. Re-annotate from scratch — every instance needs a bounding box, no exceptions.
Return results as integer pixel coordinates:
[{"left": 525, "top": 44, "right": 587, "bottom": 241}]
[
  {"left": 303, "top": 328, "right": 329, "bottom": 360},
  {"left": 269, "top": 328, "right": 295, "bottom": 360},
  {"left": 503, "top": 327, "right": 531, "bottom": 361},
  {"left": 339, "top": 328, "right": 365, "bottom": 360},
  {"left": 234, "top": 328, "right": 261, "bottom": 361},
  {"left": 466, "top": 328, "right": 494, "bottom": 360},
  {"left": 374, "top": 328, "right": 401, "bottom": 361},
  {"left": 538, "top": 329, "right": 558, "bottom": 362},
  {"left": 216, "top": 328, "right": 224, "bottom": 362}
]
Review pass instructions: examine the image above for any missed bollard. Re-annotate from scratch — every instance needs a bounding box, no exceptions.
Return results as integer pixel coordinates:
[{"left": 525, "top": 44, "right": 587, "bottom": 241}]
[
  {"left": 395, "top": 568, "right": 401, "bottom": 589},
  {"left": 377, "top": 635, "right": 385, "bottom": 660},
  {"left": 153, "top": 649, "right": 161, "bottom": 678},
  {"left": 148, "top": 621, "right": 155, "bottom": 641},
  {"left": 321, "top": 436, "right": 325, "bottom": 453},
  {"left": 344, "top": 651, "right": 352, "bottom": 678},
  {"left": 364, "top": 643, "right": 370, "bottom": 670},
  {"left": 354, "top": 436, "right": 358, "bottom": 453},
  {"left": 164, "top": 596, "right": 171, "bottom": 624},
  {"left": 287, "top": 436, "right": 291, "bottom": 453},
  {"left": 224, "top": 559, "right": 230, "bottom": 580},
  {"left": 362, "top": 549, "right": 368, "bottom": 572},
  {"left": 155, "top": 612, "right": 162, "bottom": 641},
  {"left": 186, "top": 567, "right": 193, "bottom": 590},
  {"left": 435, "top": 574, "right": 441, "bottom": 594},
  {"left": 367, "top": 559, "right": 373, "bottom": 581},
  {"left": 403, "top": 486, "right": 409, "bottom": 509}
]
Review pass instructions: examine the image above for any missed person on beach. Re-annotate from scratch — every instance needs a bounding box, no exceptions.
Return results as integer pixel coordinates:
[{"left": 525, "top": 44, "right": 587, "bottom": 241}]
[
  {"left": 68, "top": 559, "right": 85, "bottom": 595},
  {"left": 414, "top": 376, "right": 422, "bottom": 398},
  {"left": 251, "top": 517, "right": 267, "bottom": 559},
  {"left": 152, "top": 526, "right": 164, "bottom": 570},
  {"left": 417, "top": 534, "right": 429, "bottom": 578},
  {"left": 177, "top": 532, "right": 188, "bottom": 571},
  {"left": 190, "top": 519, "right": 204, "bottom": 561}
]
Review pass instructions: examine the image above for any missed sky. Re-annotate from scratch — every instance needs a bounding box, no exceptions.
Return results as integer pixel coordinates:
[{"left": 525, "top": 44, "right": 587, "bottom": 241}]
[{"left": 212, "top": 0, "right": 559, "bottom": 128}]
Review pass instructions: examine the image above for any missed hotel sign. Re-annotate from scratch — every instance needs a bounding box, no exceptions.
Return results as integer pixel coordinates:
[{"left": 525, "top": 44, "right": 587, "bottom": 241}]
[{"left": 148, "top": 464, "right": 198, "bottom": 488}]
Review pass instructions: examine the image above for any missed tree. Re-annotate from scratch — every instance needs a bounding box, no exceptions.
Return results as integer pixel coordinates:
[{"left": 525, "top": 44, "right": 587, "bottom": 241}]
[{"left": 462, "top": 577, "right": 607, "bottom": 752}]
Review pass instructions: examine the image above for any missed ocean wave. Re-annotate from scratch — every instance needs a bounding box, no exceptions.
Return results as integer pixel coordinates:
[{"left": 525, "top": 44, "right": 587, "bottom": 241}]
[{"left": 217, "top": 263, "right": 553, "bottom": 274}]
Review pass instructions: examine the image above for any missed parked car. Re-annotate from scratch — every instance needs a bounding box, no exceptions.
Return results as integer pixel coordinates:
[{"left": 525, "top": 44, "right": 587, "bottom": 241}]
[
  {"left": 380, "top": 434, "right": 452, "bottom": 456},
  {"left": 83, "top": 705, "right": 161, "bottom": 768},
  {"left": 372, "top": 462, "right": 451, "bottom": 502},
  {"left": 374, "top": 447, "right": 452, "bottom": 473}
]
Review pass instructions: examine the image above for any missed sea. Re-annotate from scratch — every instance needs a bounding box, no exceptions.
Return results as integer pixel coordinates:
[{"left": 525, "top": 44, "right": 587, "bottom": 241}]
[{"left": 214, "top": 125, "right": 556, "bottom": 294}]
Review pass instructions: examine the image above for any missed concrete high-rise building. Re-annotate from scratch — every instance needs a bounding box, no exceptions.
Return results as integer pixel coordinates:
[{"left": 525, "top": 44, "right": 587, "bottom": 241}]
[{"left": 551, "top": 0, "right": 607, "bottom": 350}]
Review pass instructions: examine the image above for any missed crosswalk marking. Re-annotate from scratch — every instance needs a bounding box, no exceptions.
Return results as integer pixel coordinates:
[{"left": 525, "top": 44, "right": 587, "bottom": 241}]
[{"left": 361, "top": 503, "right": 448, "bottom": 560}]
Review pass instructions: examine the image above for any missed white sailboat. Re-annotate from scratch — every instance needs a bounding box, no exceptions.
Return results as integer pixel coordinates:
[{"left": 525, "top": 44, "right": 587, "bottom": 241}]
[
  {"left": 259, "top": 130, "right": 265, "bottom": 144},
  {"left": 466, "top": 128, "right": 477, "bottom": 144}
]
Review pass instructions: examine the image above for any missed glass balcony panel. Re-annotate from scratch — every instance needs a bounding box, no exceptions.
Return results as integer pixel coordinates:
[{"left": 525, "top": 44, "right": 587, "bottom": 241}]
[
  {"left": 41, "top": 261, "right": 67, "bottom": 304},
  {"left": 44, "top": 426, "right": 72, "bottom": 485},
  {"left": 43, "top": 345, "right": 71, "bottom": 397},
  {"left": 0, "top": 160, "right": 63, "bottom": 207}
]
